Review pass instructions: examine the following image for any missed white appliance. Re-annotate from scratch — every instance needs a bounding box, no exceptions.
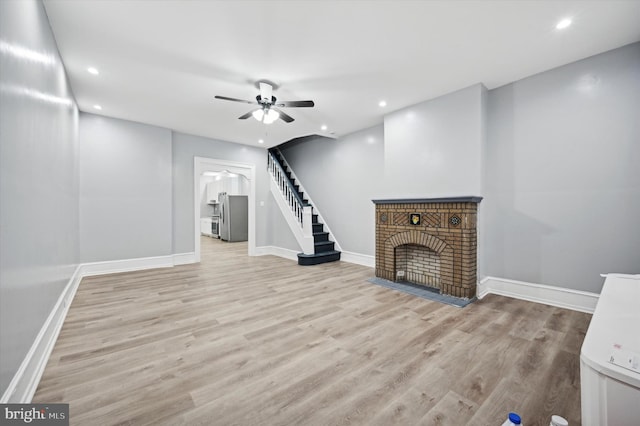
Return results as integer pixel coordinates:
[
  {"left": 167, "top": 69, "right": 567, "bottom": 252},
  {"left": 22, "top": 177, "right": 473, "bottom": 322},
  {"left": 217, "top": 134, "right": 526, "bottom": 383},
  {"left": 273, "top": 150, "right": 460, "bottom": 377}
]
[
  {"left": 580, "top": 273, "right": 640, "bottom": 425},
  {"left": 219, "top": 192, "right": 248, "bottom": 242},
  {"left": 200, "top": 217, "right": 213, "bottom": 236}
]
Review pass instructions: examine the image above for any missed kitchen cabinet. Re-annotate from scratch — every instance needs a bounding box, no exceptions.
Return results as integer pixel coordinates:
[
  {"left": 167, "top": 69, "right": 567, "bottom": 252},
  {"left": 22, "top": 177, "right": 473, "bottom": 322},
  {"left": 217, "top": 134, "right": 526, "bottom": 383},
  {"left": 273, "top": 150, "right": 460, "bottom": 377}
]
[
  {"left": 225, "top": 176, "right": 240, "bottom": 195},
  {"left": 206, "top": 181, "right": 220, "bottom": 203},
  {"left": 200, "top": 217, "right": 213, "bottom": 236},
  {"left": 224, "top": 175, "right": 249, "bottom": 195}
]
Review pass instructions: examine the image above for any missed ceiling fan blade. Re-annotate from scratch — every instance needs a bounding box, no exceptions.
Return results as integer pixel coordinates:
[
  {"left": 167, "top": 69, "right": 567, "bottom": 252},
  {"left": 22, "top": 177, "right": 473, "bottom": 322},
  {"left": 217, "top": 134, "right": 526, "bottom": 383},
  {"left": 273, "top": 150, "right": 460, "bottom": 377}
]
[
  {"left": 215, "top": 95, "right": 255, "bottom": 105},
  {"left": 259, "top": 82, "right": 273, "bottom": 102},
  {"left": 272, "top": 108, "right": 294, "bottom": 123},
  {"left": 276, "top": 100, "right": 315, "bottom": 108},
  {"left": 238, "top": 110, "right": 258, "bottom": 120}
]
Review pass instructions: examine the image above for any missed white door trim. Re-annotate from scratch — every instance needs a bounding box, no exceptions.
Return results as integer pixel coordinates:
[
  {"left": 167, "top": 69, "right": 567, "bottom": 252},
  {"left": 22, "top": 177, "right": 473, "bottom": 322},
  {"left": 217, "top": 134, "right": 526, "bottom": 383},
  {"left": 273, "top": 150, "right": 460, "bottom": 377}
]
[{"left": 194, "top": 157, "right": 256, "bottom": 262}]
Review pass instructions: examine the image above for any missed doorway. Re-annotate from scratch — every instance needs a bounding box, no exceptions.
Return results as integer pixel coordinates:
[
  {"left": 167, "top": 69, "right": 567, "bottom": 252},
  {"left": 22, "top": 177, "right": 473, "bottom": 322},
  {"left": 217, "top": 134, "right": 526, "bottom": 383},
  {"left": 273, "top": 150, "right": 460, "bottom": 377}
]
[{"left": 193, "top": 157, "right": 256, "bottom": 263}]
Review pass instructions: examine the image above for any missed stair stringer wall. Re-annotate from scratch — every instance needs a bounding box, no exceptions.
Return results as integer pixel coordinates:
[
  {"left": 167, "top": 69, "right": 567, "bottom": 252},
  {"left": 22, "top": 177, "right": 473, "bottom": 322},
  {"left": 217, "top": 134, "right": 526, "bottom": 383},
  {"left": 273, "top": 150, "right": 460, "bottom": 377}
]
[{"left": 268, "top": 177, "right": 315, "bottom": 254}]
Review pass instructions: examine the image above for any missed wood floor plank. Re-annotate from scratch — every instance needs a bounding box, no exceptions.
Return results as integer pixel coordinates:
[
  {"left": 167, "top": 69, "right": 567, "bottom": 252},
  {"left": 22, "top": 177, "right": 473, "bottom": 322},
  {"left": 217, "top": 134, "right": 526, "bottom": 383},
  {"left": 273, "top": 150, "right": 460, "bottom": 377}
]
[
  {"left": 367, "top": 367, "right": 451, "bottom": 426},
  {"left": 33, "top": 237, "right": 591, "bottom": 425},
  {"left": 420, "top": 390, "right": 479, "bottom": 425}
]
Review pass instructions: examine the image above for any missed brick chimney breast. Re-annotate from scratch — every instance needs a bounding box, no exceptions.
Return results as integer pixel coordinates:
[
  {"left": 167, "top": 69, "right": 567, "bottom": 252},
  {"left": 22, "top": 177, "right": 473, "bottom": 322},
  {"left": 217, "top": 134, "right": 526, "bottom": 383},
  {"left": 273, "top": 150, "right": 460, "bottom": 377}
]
[{"left": 372, "top": 197, "right": 482, "bottom": 299}]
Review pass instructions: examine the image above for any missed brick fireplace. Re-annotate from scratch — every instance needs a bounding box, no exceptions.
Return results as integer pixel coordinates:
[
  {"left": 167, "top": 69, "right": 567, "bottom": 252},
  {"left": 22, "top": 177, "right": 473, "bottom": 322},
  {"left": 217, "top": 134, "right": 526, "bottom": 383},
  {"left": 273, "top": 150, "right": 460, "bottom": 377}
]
[{"left": 372, "top": 197, "right": 482, "bottom": 299}]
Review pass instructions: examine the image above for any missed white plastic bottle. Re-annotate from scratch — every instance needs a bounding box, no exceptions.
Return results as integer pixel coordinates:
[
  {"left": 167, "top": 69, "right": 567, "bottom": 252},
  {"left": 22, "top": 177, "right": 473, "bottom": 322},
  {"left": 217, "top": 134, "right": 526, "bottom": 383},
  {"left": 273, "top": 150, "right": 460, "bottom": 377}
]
[
  {"left": 550, "top": 415, "right": 568, "bottom": 426},
  {"left": 502, "top": 412, "right": 522, "bottom": 426}
]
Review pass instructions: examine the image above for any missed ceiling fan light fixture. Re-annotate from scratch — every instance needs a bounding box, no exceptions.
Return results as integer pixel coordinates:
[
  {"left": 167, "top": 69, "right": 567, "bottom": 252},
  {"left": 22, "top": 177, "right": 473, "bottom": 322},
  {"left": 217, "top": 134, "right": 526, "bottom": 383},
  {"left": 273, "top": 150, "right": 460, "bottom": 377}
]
[
  {"left": 264, "top": 109, "right": 279, "bottom": 124},
  {"left": 252, "top": 108, "right": 279, "bottom": 124},
  {"left": 252, "top": 109, "right": 264, "bottom": 121},
  {"left": 251, "top": 109, "right": 280, "bottom": 124}
]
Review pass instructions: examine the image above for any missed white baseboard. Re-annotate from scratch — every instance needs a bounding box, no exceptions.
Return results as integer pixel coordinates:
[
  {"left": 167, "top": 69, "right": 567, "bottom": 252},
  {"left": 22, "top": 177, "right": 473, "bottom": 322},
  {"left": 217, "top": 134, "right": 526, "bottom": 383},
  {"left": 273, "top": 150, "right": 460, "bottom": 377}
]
[
  {"left": 340, "top": 251, "right": 374, "bottom": 268},
  {"left": 79, "top": 255, "right": 174, "bottom": 277},
  {"left": 173, "top": 252, "right": 196, "bottom": 266},
  {"left": 255, "top": 246, "right": 375, "bottom": 268},
  {"left": 478, "top": 276, "right": 599, "bottom": 314},
  {"left": 1, "top": 265, "right": 83, "bottom": 403},
  {"left": 254, "top": 246, "right": 299, "bottom": 262}
]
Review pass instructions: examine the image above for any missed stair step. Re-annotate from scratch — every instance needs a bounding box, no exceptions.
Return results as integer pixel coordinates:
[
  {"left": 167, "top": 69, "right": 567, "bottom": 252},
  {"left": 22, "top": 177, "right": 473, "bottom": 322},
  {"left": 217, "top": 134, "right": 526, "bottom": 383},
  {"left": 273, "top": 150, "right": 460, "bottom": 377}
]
[
  {"left": 297, "top": 250, "right": 341, "bottom": 266},
  {"left": 312, "top": 214, "right": 319, "bottom": 224},
  {"left": 314, "top": 240, "right": 335, "bottom": 253},
  {"left": 313, "top": 232, "right": 330, "bottom": 242},
  {"left": 312, "top": 223, "right": 324, "bottom": 233}
]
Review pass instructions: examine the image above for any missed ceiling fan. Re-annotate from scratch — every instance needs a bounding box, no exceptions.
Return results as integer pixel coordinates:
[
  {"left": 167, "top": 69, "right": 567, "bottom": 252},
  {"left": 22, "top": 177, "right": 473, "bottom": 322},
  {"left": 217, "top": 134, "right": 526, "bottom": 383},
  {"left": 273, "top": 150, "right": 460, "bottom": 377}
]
[{"left": 214, "top": 81, "right": 314, "bottom": 124}]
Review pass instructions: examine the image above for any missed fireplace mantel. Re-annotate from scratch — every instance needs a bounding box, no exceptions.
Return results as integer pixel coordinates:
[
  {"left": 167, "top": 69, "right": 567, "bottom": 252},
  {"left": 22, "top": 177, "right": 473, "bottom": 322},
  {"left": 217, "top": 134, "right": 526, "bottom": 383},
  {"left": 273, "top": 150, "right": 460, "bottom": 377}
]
[{"left": 372, "top": 196, "right": 482, "bottom": 205}]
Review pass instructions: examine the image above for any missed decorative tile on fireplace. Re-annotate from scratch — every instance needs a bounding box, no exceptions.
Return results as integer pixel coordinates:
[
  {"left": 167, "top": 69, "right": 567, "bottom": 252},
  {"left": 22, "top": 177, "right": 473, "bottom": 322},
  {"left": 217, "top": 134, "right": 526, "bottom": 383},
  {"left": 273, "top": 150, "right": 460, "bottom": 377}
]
[{"left": 372, "top": 197, "right": 482, "bottom": 299}]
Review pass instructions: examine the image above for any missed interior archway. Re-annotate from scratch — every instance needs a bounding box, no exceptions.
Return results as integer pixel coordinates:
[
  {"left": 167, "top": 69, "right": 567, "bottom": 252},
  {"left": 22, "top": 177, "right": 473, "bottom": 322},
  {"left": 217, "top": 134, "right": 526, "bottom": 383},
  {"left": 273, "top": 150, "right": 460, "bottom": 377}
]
[{"left": 193, "top": 156, "right": 256, "bottom": 263}]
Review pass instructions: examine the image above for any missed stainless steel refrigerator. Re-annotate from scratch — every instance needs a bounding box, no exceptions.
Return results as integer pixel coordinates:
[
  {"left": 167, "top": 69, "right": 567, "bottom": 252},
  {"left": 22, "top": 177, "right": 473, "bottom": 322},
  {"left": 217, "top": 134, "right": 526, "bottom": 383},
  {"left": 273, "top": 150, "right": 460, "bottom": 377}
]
[{"left": 219, "top": 193, "right": 248, "bottom": 242}]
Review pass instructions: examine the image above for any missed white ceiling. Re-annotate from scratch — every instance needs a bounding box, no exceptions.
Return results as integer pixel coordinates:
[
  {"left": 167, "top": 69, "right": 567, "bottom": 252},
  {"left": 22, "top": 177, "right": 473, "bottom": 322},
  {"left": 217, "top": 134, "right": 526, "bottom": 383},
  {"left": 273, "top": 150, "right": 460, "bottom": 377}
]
[{"left": 43, "top": 0, "right": 640, "bottom": 148}]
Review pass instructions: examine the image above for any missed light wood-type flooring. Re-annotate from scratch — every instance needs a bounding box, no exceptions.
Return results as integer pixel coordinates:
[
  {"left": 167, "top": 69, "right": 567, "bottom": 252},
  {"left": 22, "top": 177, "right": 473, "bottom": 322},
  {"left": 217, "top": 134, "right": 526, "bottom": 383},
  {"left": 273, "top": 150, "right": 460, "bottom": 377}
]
[{"left": 34, "top": 237, "right": 592, "bottom": 425}]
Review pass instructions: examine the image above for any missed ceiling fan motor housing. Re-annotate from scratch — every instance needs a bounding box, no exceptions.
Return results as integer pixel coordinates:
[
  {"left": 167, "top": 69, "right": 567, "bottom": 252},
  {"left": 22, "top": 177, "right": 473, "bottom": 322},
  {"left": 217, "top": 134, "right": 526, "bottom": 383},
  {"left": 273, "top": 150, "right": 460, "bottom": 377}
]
[{"left": 257, "top": 95, "right": 277, "bottom": 106}]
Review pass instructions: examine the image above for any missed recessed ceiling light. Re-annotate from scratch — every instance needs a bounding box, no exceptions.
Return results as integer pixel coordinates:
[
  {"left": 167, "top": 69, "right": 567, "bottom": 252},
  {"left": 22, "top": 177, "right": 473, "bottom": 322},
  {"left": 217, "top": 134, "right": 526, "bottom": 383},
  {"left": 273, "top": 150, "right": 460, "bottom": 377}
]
[
  {"left": 556, "top": 18, "right": 572, "bottom": 30},
  {"left": 93, "top": 104, "right": 102, "bottom": 110},
  {"left": 258, "top": 139, "right": 264, "bottom": 144},
  {"left": 378, "top": 100, "right": 387, "bottom": 107},
  {"left": 321, "top": 124, "right": 327, "bottom": 131},
  {"left": 87, "top": 67, "right": 99, "bottom": 75}
]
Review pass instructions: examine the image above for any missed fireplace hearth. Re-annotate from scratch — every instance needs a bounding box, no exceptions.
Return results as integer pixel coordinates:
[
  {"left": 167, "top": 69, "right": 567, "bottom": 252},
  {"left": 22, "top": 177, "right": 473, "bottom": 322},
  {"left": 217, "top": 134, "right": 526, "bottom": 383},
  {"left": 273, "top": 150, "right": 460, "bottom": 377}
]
[{"left": 372, "top": 197, "right": 482, "bottom": 299}]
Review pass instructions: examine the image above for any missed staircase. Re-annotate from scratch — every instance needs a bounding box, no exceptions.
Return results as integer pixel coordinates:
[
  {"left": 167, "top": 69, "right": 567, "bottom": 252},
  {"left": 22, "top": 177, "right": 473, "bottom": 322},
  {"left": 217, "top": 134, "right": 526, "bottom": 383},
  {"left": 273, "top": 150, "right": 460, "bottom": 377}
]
[{"left": 268, "top": 148, "right": 341, "bottom": 266}]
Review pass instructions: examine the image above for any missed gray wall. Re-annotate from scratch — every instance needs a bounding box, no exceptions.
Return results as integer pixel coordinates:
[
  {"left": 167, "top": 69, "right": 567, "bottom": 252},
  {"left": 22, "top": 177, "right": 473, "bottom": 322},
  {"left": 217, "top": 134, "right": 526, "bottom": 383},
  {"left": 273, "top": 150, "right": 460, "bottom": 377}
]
[
  {"left": 171, "top": 131, "right": 271, "bottom": 254},
  {"left": 383, "top": 84, "right": 486, "bottom": 197},
  {"left": 79, "top": 113, "right": 173, "bottom": 262},
  {"left": 0, "top": 0, "right": 80, "bottom": 395},
  {"left": 280, "top": 125, "right": 385, "bottom": 255},
  {"left": 484, "top": 42, "right": 640, "bottom": 293}
]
